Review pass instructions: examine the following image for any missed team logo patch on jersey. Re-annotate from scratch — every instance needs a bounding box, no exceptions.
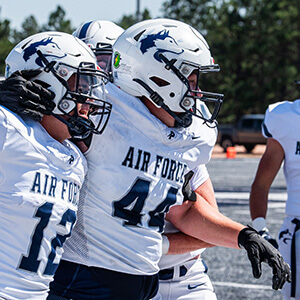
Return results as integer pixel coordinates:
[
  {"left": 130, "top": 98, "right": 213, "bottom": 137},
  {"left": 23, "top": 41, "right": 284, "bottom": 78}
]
[{"left": 139, "top": 30, "right": 184, "bottom": 63}]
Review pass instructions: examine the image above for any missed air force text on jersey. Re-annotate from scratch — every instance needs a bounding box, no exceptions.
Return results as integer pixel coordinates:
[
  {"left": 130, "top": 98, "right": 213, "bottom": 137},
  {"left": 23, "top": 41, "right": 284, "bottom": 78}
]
[
  {"left": 30, "top": 171, "right": 80, "bottom": 206},
  {"left": 122, "top": 146, "right": 187, "bottom": 183}
]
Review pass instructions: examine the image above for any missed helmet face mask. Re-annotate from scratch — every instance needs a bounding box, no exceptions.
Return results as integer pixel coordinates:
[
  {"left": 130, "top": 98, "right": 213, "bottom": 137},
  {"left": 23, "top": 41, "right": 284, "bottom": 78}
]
[
  {"left": 112, "top": 19, "right": 224, "bottom": 127},
  {"left": 5, "top": 31, "right": 112, "bottom": 139},
  {"left": 95, "top": 52, "right": 113, "bottom": 73},
  {"left": 55, "top": 61, "right": 111, "bottom": 138}
]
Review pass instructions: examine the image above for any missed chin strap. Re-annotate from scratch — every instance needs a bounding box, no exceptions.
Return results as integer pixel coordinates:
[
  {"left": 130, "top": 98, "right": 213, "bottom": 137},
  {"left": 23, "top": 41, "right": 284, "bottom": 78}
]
[{"left": 133, "top": 78, "right": 192, "bottom": 128}]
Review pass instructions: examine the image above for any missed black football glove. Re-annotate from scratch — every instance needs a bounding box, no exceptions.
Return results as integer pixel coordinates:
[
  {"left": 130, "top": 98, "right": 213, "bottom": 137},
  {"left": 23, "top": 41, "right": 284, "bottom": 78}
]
[
  {"left": 0, "top": 69, "right": 55, "bottom": 121},
  {"left": 238, "top": 226, "right": 291, "bottom": 290},
  {"left": 258, "top": 228, "right": 279, "bottom": 249},
  {"left": 182, "top": 171, "right": 196, "bottom": 202}
]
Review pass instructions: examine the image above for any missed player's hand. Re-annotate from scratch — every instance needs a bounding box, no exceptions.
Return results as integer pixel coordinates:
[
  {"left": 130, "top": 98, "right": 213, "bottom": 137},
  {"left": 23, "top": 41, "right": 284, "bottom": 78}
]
[
  {"left": 258, "top": 228, "right": 279, "bottom": 249},
  {"left": 182, "top": 171, "right": 196, "bottom": 202},
  {"left": 0, "top": 69, "right": 55, "bottom": 121},
  {"left": 238, "top": 226, "right": 291, "bottom": 290}
]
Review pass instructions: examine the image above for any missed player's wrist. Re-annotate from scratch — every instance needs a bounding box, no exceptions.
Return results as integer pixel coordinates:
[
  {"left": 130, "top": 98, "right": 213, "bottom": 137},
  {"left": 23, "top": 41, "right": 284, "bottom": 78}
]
[
  {"left": 252, "top": 217, "right": 267, "bottom": 232},
  {"left": 162, "top": 235, "right": 170, "bottom": 255}
]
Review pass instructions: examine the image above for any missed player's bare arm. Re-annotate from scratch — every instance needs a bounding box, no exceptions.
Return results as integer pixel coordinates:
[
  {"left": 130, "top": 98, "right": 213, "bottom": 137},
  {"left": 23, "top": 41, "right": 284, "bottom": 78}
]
[
  {"left": 166, "top": 179, "right": 291, "bottom": 290},
  {"left": 164, "top": 231, "right": 215, "bottom": 255},
  {"left": 250, "top": 138, "right": 285, "bottom": 220},
  {"left": 164, "top": 177, "right": 218, "bottom": 254},
  {"left": 166, "top": 191, "right": 244, "bottom": 249}
]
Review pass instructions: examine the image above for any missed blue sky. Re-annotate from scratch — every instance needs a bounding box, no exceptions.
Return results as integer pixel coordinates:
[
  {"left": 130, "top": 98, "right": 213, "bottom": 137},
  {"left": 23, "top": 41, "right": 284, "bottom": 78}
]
[{"left": 0, "top": 0, "right": 165, "bottom": 30}]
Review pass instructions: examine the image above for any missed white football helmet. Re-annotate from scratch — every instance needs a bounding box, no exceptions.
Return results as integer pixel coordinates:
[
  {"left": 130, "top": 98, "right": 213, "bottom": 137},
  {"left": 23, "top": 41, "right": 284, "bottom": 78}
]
[
  {"left": 73, "top": 20, "right": 124, "bottom": 79},
  {"left": 5, "top": 31, "right": 112, "bottom": 138},
  {"left": 112, "top": 18, "right": 224, "bottom": 127}
]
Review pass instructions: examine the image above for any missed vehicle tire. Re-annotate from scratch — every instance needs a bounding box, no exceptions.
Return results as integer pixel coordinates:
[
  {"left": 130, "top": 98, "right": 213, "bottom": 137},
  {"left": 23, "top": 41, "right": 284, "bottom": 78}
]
[
  {"left": 244, "top": 144, "right": 255, "bottom": 153},
  {"left": 220, "top": 137, "right": 233, "bottom": 152}
]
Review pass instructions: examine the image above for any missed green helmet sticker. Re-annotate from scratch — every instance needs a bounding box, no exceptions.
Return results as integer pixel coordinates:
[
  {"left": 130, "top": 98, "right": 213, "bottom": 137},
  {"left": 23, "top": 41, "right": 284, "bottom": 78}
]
[{"left": 113, "top": 52, "right": 121, "bottom": 68}]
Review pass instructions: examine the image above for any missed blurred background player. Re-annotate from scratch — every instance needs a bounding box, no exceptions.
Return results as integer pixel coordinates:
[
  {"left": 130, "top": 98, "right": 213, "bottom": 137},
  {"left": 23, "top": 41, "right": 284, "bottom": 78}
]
[
  {"left": 73, "top": 20, "right": 124, "bottom": 80},
  {"left": 71, "top": 20, "right": 123, "bottom": 153},
  {"left": 250, "top": 99, "right": 300, "bottom": 299},
  {"left": 0, "top": 31, "right": 111, "bottom": 300}
]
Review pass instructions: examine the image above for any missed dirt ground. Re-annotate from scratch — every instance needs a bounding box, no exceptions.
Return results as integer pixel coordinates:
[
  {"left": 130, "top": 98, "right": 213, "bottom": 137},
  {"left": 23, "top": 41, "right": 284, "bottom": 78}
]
[{"left": 212, "top": 144, "right": 266, "bottom": 159}]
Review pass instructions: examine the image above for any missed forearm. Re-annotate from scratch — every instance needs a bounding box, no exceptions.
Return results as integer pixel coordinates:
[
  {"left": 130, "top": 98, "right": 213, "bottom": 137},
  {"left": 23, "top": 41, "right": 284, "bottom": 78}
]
[
  {"left": 249, "top": 181, "right": 269, "bottom": 220},
  {"left": 164, "top": 232, "right": 215, "bottom": 255},
  {"left": 167, "top": 197, "right": 245, "bottom": 249}
]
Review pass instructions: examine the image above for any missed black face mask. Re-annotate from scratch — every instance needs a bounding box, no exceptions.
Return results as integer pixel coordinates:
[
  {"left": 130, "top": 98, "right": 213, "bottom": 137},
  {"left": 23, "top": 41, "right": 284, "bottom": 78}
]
[{"left": 53, "top": 112, "right": 95, "bottom": 140}]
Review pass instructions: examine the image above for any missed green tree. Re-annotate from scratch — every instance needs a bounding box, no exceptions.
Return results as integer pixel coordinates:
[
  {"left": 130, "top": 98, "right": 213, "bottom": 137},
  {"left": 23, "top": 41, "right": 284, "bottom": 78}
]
[
  {"left": 42, "top": 5, "right": 74, "bottom": 33},
  {"left": 0, "top": 18, "right": 13, "bottom": 74},
  {"left": 118, "top": 8, "right": 151, "bottom": 29},
  {"left": 12, "top": 15, "right": 40, "bottom": 44},
  {"left": 162, "top": 0, "right": 300, "bottom": 123}
]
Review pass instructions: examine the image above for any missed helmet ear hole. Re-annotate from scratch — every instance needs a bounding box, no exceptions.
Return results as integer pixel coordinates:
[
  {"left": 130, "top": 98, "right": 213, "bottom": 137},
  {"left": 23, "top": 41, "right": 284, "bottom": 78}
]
[{"left": 150, "top": 76, "right": 170, "bottom": 87}]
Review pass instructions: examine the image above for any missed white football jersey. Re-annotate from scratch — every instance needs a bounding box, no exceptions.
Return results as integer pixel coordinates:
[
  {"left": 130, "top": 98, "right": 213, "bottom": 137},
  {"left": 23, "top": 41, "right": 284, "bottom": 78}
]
[
  {"left": 62, "top": 83, "right": 217, "bottom": 275},
  {"left": 0, "top": 106, "right": 87, "bottom": 300},
  {"left": 263, "top": 100, "right": 300, "bottom": 216}
]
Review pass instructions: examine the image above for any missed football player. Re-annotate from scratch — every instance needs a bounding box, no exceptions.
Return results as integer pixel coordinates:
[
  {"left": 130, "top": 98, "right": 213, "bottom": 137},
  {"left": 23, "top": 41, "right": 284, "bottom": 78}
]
[
  {"left": 73, "top": 20, "right": 124, "bottom": 80},
  {"left": 48, "top": 19, "right": 290, "bottom": 300},
  {"left": 0, "top": 31, "right": 111, "bottom": 300},
  {"left": 0, "top": 19, "right": 291, "bottom": 300},
  {"left": 71, "top": 20, "right": 124, "bottom": 154},
  {"left": 250, "top": 100, "right": 300, "bottom": 299},
  {"left": 74, "top": 20, "right": 218, "bottom": 299}
]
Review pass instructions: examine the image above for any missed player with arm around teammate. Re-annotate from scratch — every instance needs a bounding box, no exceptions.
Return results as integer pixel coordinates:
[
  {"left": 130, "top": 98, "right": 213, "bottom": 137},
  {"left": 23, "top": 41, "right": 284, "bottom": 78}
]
[
  {"left": 0, "top": 19, "right": 291, "bottom": 300},
  {"left": 249, "top": 99, "right": 300, "bottom": 299},
  {"left": 74, "top": 20, "right": 219, "bottom": 300},
  {"left": 0, "top": 31, "right": 111, "bottom": 300},
  {"left": 49, "top": 19, "right": 290, "bottom": 299},
  {"left": 47, "top": 19, "right": 227, "bottom": 300}
]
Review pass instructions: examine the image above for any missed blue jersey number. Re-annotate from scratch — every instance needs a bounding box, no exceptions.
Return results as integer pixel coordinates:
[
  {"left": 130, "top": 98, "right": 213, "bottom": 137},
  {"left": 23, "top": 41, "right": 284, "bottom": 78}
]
[
  {"left": 113, "top": 178, "right": 177, "bottom": 232},
  {"left": 19, "top": 202, "right": 76, "bottom": 276}
]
